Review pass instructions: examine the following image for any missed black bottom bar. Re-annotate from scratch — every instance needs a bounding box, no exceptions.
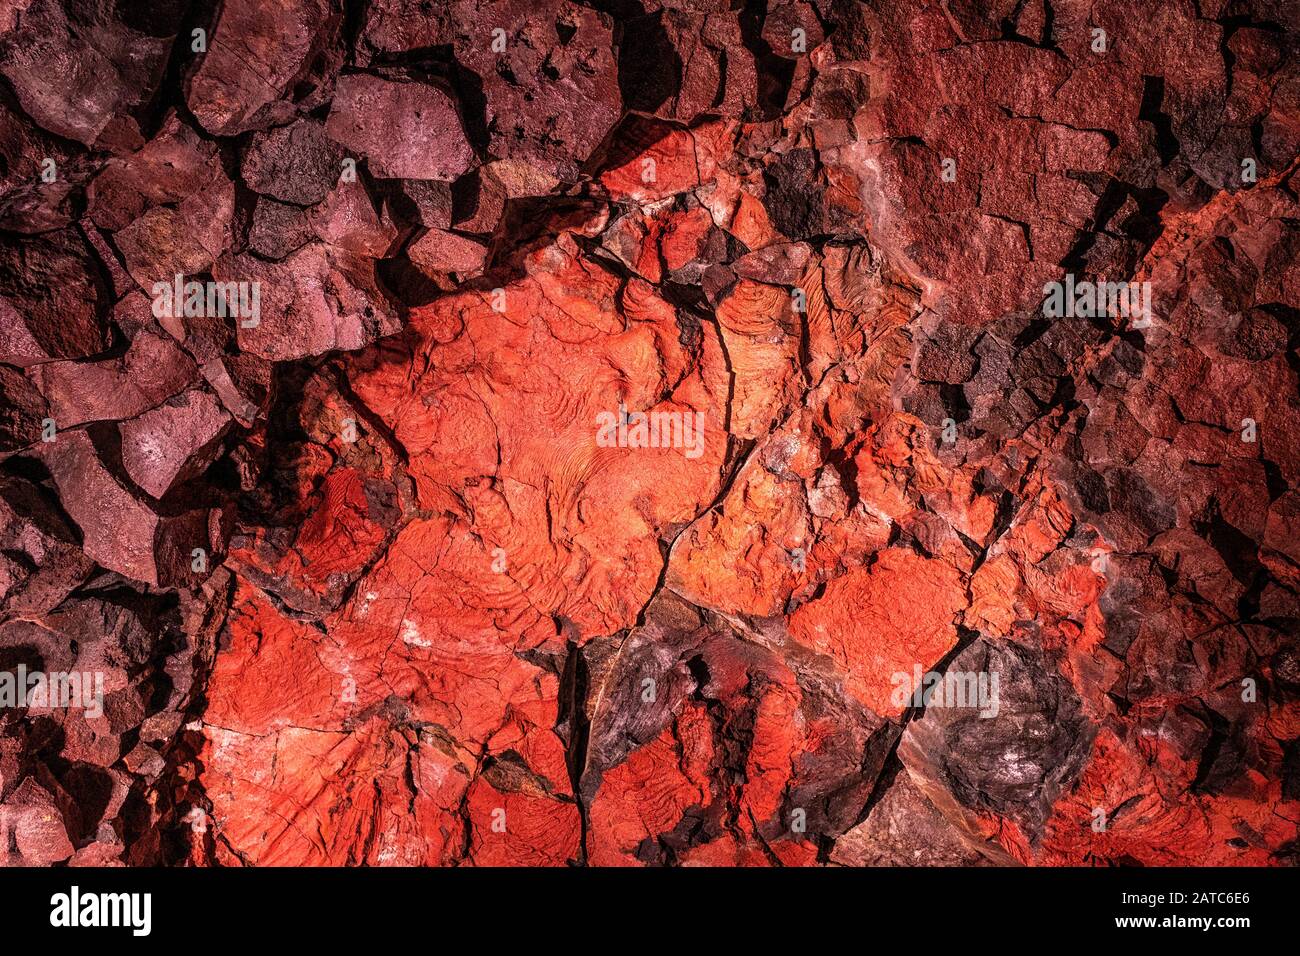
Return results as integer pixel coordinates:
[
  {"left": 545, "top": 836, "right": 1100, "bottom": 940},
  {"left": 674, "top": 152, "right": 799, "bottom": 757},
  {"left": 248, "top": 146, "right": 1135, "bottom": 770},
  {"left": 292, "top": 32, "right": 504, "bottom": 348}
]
[{"left": 1, "top": 865, "right": 1294, "bottom": 944}]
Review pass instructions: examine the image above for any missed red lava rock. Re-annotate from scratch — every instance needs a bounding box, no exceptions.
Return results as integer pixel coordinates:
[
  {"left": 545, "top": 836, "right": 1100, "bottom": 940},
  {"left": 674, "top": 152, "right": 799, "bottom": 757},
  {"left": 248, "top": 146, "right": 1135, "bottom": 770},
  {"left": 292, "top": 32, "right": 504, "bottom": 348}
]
[
  {"left": 35, "top": 429, "right": 230, "bottom": 588},
  {"left": 386, "top": 179, "right": 454, "bottom": 229},
  {"left": 308, "top": 177, "right": 400, "bottom": 258},
  {"left": 31, "top": 329, "right": 199, "bottom": 428},
  {"left": 620, "top": 6, "right": 754, "bottom": 124},
  {"left": 246, "top": 199, "right": 314, "bottom": 261},
  {"left": 449, "top": 167, "right": 507, "bottom": 234},
  {"left": 216, "top": 243, "right": 401, "bottom": 361},
  {"left": 433, "top": 0, "right": 622, "bottom": 182},
  {"left": 789, "top": 549, "right": 967, "bottom": 717},
  {"left": 4, "top": 778, "right": 75, "bottom": 864},
  {"left": 0, "top": 103, "right": 92, "bottom": 235},
  {"left": 87, "top": 115, "right": 220, "bottom": 233},
  {"left": 0, "top": 0, "right": 1298, "bottom": 872},
  {"left": 111, "top": 168, "right": 235, "bottom": 290},
  {"left": 0, "top": 476, "right": 94, "bottom": 617},
  {"left": 407, "top": 228, "right": 488, "bottom": 278},
  {"left": 0, "top": 0, "right": 181, "bottom": 149},
  {"left": 0, "top": 364, "right": 47, "bottom": 455}
]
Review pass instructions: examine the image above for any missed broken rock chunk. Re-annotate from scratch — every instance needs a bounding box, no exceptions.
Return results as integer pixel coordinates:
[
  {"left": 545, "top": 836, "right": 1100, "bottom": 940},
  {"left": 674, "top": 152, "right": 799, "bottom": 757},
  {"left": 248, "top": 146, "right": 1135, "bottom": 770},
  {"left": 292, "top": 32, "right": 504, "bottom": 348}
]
[
  {"left": 185, "top": 0, "right": 343, "bottom": 137},
  {"left": 31, "top": 329, "right": 199, "bottom": 428},
  {"left": 433, "top": 0, "right": 622, "bottom": 181},
  {"left": 216, "top": 243, "right": 401, "bottom": 362},
  {"left": 241, "top": 118, "right": 344, "bottom": 206},
  {"left": 325, "top": 74, "right": 473, "bottom": 181},
  {"left": 36, "top": 429, "right": 230, "bottom": 588},
  {"left": 0, "top": 228, "right": 110, "bottom": 367},
  {"left": 120, "top": 389, "right": 233, "bottom": 500}
]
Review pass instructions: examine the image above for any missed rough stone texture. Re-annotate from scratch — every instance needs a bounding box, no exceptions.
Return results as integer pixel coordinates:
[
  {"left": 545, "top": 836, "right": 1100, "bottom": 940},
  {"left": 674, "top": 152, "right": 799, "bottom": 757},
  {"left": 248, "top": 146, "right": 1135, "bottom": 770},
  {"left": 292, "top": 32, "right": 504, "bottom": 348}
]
[
  {"left": 31, "top": 329, "right": 199, "bottom": 428},
  {"left": 0, "top": 0, "right": 1297, "bottom": 869},
  {"left": 325, "top": 74, "right": 473, "bottom": 181},
  {"left": 184, "top": 0, "right": 343, "bottom": 137},
  {"left": 423, "top": 0, "right": 623, "bottom": 182},
  {"left": 109, "top": 156, "right": 236, "bottom": 290},
  {"left": 37, "top": 429, "right": 231, "bottom": 588},
  {"left": 0, "top": 0, "right": 182, "bottom": 150},
  {"left": 120, "top": 389, "right": 232, "bottom": 500},
  {"left": 216, "top": 244, "right": 401, "bottom": 362},
  {"left": 0, "top": 228, "right": 111, "bottom": 367},
  {"left": 242, "top": 119, "right": 343, "bottom": 207}
]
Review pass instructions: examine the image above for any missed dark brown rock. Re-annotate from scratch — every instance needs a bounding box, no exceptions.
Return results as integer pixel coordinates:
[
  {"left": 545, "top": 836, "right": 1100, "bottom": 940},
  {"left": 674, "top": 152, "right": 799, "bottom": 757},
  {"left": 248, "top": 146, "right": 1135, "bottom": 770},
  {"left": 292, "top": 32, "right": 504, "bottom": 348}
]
[
  {"left": 241, "top": 119, "right": 344, "bottom": 206},
  {"left": 246, "top": 199, "right": 315, "bottom": 261},
  {"left": 0, "top": 229, "right": 110, "bottom": 367}
]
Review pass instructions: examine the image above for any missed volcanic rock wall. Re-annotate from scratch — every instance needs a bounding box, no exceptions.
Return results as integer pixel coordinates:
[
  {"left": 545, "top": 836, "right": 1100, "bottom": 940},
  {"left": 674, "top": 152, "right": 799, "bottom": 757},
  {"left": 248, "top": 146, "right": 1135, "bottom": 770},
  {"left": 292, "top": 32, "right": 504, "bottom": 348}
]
[{"left": 1, "top": 0, "right": 1298, "bottom": 867}]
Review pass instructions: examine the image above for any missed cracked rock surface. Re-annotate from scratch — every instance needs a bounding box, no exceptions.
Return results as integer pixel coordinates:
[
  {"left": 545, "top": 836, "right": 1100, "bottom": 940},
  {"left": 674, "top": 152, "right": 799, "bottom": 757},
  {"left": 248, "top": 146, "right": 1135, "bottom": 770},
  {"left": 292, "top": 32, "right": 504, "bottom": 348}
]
[{"left": 1, "top": 0, "right": 1298, "bottom": 867}]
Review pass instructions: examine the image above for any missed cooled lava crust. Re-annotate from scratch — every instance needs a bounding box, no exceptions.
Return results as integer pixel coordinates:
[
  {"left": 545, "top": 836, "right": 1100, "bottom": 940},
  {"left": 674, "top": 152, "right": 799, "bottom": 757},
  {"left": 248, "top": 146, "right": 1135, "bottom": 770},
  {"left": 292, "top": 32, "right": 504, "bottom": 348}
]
[{"left": 1, "top": 0, "right": 1299, "bottom": 867}]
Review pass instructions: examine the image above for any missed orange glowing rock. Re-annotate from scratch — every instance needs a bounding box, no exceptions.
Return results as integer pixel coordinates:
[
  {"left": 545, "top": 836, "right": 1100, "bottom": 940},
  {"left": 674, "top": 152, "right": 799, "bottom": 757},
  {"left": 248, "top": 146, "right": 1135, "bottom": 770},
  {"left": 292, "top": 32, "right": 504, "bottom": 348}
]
[{"left": 789, "top": 549, "right": 966, "bottom": 717}]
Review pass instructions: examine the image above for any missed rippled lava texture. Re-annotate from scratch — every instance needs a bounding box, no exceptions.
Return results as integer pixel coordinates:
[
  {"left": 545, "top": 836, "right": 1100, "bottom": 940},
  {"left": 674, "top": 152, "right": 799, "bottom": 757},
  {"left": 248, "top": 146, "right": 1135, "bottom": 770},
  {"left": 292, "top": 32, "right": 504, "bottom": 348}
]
[{"left": 2, "top": 0, "right": 1300, "bottom": 867}]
